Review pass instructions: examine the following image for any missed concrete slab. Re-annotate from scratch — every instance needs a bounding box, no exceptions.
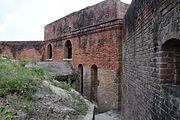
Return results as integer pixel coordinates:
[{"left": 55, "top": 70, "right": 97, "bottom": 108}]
[{"left": 26, "top": 62, "right": 73, "bottom": 76}]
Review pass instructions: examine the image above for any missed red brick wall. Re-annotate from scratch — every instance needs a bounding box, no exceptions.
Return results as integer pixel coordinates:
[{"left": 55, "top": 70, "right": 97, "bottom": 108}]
[
  {"left": 71, "top": 24, "right": 122, "bottom": 111},
  {"left": 0, "top": 0, "right": 128, "bottom": 112},
  {"left": 0, "top": 41, "right": 44, "bottom": 61},
  {"left": 44, "top": 0, "right": 128, "bottom": 40},
  {"left": 43, "top": 19, "right": 123, "bottom": 111},
  {"left": 42, "top": 0, "right": 128, "bottom": 112},
  {"left": 123, "top": 0, "right": 180, "bottom": 119}
]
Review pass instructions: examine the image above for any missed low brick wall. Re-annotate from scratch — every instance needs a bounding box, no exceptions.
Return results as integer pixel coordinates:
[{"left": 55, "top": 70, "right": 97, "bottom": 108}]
[{"left": 0, "top": 41, "right": 44, "bottom": 61}]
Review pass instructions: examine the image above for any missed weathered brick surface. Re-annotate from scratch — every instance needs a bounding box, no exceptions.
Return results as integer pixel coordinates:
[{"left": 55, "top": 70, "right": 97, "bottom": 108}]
[
  {"left": 123, "top": 0, "right": 180, "bottom": 120},
  {"left": 44, "top": 0, "right": 128, "bottom": 40},
  {"left": 43, "top": 20, "right": 124, "bottom": 112},
  {"left": 0, "top": 0, "right": 128, "bottom": 112},
  {"left": 42, "top": 0, "right": 128, "bottom": 112},
  {"left": 0, "top": 41, "right": 44, "bottom": 61}
]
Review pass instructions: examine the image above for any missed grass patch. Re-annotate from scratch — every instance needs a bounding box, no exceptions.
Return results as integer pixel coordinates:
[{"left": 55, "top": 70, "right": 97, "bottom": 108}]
[
  {"left": 0, "top": 59, "right": 43, "bottom": 100},
  {"left": 52, "top": 80, "right": 71, "bottom": 91},
  {"left": 0, "top": 104, "right": 17, "bottom": 120},
  {"left": 0, "top": 57, "right": 88, "bottom": 118},
  {"left": 51, "top": 77, "right": 87, "bottom": 115},
  {"left": 70, "top": 92, "right": 88, "bottom": 115},
  {"left": 18, "top": 59, "right": 29, "bottom": 67},
  {"left": 0, "top": 57, "right": 48, "bottom": 119},
  {"left": 0, "top": 101, "right": 33, "bottom": 120},
  {"left": 73, "top": 98, "right": 88, "bottom": 115}
]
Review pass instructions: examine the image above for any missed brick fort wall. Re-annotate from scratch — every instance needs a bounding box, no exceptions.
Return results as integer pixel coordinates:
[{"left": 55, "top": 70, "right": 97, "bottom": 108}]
[
  {"left": 0, "top": 41, "right": 44, "bottom": 61},
  {"left": 0, "top": 0, "right": 129, "bottom": 112},
  {"left": 43, "top": 19, "right": 123, "bottom": 111},
  {"left": 42, "top": 0, "right": 128, "bottom": 112},
  {"left": 122, "top": 0, "right": 180, "bottom": 119}
]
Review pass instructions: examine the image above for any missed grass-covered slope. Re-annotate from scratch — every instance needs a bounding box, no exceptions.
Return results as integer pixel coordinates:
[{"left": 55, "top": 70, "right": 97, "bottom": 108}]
[
  {"left": 0, "top": 58, "right": 44, "bottom": 100},
  {"left": 0, "top": 58, "right": 88, "bottom": 120},
  {"left": 0, "top": 58, "right": 48, "bottom": 120}
]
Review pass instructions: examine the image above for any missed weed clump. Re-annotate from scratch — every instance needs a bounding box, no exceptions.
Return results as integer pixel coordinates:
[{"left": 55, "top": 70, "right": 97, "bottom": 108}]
[
  {"left": 0, "top": 58, "right": 45, "bottom": 100},
  {"left": 53, "top": 80, "right": 71, "bottom": 91},
  {"left": 0, "top": 58, "right": 47, "bottom": 119},
  {"left": 0, "top": 57, "right": 88, "bottom": 118}
]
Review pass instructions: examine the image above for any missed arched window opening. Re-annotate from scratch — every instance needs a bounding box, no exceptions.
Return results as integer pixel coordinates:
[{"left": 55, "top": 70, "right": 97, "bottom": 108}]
[
  {"left": 91, "top": 64, "right": 98, "bottom": 103},
  {"left": 47, "top": 44, "right": 52, "bottom": 59},
  {"left": 160, "top": 39, "right": 180, "bottom": 85},
  {"left": 65, "top": 40, "right": 72, "bottom": 59},
  {"left": 78, "top": 64, "right": 84, "bottom": 95}
]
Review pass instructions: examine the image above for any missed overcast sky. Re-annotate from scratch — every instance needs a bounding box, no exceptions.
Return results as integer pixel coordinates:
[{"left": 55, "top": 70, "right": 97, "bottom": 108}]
[{"left": 0, "top": 0, "right": 132, "bottom": 41}]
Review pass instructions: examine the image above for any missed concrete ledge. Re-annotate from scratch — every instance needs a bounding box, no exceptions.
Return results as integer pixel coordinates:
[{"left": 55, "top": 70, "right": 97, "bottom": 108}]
[
  {"left": 46, "top": 59, "right": 53, "bottom": 61},
  {"left": 63, "top": 59, "right": 72, "bottom": 62},
  {"left": 26, "top": 62, "right": 73, "bottom": 76}
]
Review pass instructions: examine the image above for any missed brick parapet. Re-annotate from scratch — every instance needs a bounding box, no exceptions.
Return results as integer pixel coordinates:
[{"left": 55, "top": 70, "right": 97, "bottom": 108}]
[{"left": 44, "top": 0, "right": 128, "bottom": 40}]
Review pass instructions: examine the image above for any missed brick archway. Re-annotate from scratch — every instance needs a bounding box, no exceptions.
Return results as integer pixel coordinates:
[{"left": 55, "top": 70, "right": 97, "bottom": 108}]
[
  {"left": 47, "top": 44, "right": 52, "bottom": 59},
  {"left": 159, "top": 39, "right": 180, "bottom": 85},
  {"left": 65, "top": 40, "right": 72, "bottom": 59}
]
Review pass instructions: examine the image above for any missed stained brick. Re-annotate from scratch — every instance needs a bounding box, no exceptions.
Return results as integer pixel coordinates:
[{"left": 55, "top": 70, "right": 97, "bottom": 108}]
[
  {"left": 0, "top": 0, "right": 129, "bottom": 112},
  {"left": 123, "top": 0, "right": 180, "bottom": 120}
]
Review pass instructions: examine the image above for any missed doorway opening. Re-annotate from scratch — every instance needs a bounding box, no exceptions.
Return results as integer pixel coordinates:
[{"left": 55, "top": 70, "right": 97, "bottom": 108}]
[
  {"left": 47, "top": 44, "right": 52, "bottom": 59},
  {"left": 78, "top": 64, "right": 84, "bottom": 95},
  {"left": 65, "top": 40, "right": 72, "bottom": 59},
  {"left": 91, "top": 64, "right": 98, "bottom": 103}
]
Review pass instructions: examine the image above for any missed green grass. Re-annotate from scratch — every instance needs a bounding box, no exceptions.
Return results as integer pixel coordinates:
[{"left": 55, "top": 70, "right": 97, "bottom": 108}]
[
  {"left": 53, "top": 80, "right": 71, "bottom": 91},
  {"left": 0, "top": 57, "right": 88, "bottom": 118},
  {"left": 73, "top": 98, "right": 88, "bottom": 115},
  {"left": 51, "top": 76, "right": 87, "bottom": 115},
  {"left": 0, "top": 104, "right": 17, "bottom": 120},
  {"left": 70, "top": 92, "right": 88, "bottom": 115},
  {"left": 0, "top": 57, "right": 49, "bottom": 119},
  {"left": 18, "top": 59, "right": 29, "bottom": 67},
  {"left": 0, "top": 59, "right": 46, "bottom": 100}
]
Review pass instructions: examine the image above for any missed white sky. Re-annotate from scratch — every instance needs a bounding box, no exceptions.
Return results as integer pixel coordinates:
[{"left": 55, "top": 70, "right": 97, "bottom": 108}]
[{"left": 0, "top": 0, "right": 132, "bottom": 41}]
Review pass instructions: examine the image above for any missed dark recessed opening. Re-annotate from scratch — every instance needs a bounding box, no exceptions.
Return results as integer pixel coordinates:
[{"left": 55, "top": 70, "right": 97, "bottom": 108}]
[
  {"left": 47, "top": 44, "right": 52, "bottom": 59},
  {"left": 65, "top": 40, "right": 72, "bottom": 59}
]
